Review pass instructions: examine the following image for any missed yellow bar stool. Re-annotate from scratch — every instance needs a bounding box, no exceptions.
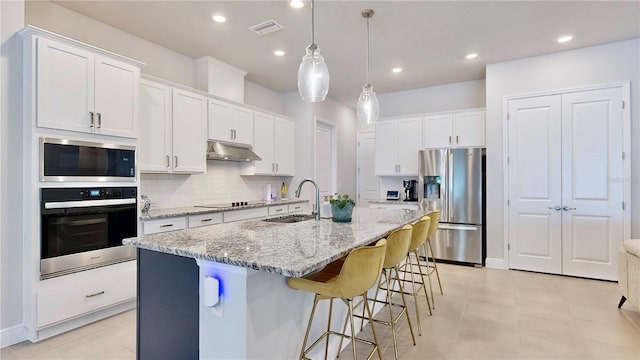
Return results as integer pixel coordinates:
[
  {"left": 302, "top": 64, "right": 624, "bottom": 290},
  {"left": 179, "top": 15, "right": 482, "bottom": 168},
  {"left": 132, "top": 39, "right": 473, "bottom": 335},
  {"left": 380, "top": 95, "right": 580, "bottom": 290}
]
[
  {"left": 396, "top": 216, "right": 432, "bottom": 335},
  {"left": 421, "top": 210, "right": 443, "bottom": 309},
  {"left": 287, "top": 239, "right": 387, "bottom": 360},
  {"left": 365, "top": 225, "right": 417, "bottom": 360}
]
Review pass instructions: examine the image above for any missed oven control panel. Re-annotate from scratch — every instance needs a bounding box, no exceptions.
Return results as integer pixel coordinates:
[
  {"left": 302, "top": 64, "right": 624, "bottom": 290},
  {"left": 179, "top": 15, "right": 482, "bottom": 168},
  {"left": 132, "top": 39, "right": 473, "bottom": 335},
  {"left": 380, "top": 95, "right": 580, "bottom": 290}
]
[{"left": 41, "top": 187, "right": 137, "bottom": 202}]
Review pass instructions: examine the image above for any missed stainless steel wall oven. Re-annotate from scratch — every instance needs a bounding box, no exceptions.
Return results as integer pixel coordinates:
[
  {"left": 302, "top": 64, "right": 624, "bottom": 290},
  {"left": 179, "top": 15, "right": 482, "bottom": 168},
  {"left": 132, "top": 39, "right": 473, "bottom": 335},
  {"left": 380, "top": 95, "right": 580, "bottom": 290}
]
[{"left": 40, "top": 187, "right": 137, "bottom": 279}]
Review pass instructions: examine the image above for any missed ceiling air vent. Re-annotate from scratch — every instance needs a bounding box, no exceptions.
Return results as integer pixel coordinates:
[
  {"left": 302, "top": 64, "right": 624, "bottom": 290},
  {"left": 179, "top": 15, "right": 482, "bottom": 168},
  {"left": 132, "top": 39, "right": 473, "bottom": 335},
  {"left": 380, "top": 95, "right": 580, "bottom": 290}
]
[{"left": 248, "top": 20, "right": 284, "bottom": 36}]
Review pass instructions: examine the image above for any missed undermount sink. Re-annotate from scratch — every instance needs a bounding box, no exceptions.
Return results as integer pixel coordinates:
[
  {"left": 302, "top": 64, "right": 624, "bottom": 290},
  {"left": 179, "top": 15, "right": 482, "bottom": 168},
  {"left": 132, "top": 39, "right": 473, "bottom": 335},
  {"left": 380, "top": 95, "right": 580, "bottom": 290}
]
[{"left": 263, "top": 214, "right": 316, "bottom": 224}]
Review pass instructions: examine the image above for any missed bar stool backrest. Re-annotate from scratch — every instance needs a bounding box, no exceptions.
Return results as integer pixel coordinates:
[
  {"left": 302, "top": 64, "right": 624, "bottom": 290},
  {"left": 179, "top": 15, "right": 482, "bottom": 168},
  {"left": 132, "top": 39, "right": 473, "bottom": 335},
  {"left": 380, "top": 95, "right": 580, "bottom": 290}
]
[
  {"left": 335, "top": 239, "right": 387, "bottom": 299},
  {"left": 409, "top": 217, "right": 431, "bottom": 252},
  {"left": 426, "top": 210, "right": 441, "bottom": 239},
  {"left": 384, "top": 225, "right": 413, "bottom": 268}
]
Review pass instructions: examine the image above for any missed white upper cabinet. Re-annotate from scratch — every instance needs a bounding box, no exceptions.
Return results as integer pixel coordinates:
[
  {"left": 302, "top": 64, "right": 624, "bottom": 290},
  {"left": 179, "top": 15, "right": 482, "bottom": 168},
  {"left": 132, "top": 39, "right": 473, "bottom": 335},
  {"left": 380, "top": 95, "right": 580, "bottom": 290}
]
[
  {"left": 208, "top": 98, "right": 254, "bottom": 145},
  {"left": 251, "top": 111, "right": 294, "bottom": 176},
  {"left": 36, "top": 37, "right": 139, "bottom": 138},
  {"left": 172, "top": 89, "right": 207, "bottom": 173},
  {"left": 139, "top": 79, "right": 206, "bottom": 174},
  {"left": 423, "top": 109, "right": 485, "bottom": 148},
  {"left": 375, "top": 117, "right": 422, "bottom": 176}
]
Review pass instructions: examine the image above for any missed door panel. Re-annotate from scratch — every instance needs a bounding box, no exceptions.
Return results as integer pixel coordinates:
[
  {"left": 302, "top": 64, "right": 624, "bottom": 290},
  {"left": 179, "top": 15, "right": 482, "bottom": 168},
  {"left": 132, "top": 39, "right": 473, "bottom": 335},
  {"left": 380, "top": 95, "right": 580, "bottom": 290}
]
[
  {"left": 253, "top": 112, "right": 274, "bottom": 174},
  {"left": 561, "top": 87, "right": 623, "bottom": 280},
  {"left": 508, "top": 95, "right": 562, "bottom": 274},
  {"left": 172, "top": 89, "right": 206, "bottom": 173},
  {"left": 375, "top": 121, "right": 398, "bottom": 175},
  {"left": 397, "top": 117, "right": 422, "bottom": 175},
  {"left": 357, "top": 132, "right": 378, "bottom": 205},
  {"left": 94, "top": 55, "right": 139, "bottom": 138}
]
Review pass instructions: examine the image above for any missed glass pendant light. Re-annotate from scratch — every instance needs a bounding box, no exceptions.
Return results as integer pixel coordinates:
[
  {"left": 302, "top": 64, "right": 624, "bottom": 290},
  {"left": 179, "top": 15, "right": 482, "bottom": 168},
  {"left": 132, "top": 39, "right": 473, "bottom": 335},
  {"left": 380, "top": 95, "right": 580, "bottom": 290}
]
[
  {"left": 297, "top": 0, "right": 329, "bottom": 102},
  {"left": 356, "top": 9, "right": 379, "bottom": 125}
]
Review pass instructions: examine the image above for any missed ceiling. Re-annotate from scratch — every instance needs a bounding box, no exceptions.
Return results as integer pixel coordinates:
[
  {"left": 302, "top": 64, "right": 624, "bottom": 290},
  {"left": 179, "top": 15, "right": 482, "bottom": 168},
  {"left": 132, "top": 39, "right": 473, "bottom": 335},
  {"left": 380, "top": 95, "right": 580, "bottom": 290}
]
[{"left": 50, "top": 1, "right": 640, "bottom": 108}]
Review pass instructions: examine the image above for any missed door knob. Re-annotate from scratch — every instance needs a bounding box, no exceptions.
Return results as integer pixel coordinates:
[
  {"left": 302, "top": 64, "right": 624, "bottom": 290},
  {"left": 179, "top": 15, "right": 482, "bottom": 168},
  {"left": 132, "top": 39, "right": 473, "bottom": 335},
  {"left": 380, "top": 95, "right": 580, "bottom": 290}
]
[
  {"left": 548, "top": 206, "right": 562, "bottom": 211},
  {"left": 562, "top": 206, "right": 576, "bottom": 211}
]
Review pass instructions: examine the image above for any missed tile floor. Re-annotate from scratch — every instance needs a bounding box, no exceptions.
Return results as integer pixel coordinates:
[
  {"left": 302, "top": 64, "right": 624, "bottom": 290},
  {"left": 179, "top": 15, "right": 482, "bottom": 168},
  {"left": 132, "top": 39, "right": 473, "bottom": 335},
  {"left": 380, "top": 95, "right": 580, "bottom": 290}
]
[{"left": 2, "top": 263, "right": 639, "bottom": 359}]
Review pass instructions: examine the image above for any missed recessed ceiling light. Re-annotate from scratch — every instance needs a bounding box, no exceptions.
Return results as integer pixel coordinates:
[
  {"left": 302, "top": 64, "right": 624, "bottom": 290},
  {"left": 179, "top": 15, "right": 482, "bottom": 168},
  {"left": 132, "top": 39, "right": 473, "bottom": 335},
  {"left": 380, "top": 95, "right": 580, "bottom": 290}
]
[
  {"left": 290, "top": 0, "right": 304, "bottom": 9},
  {"left": 466, "top": 53, "right": 478, "bottom": 59},
  {"left": 212, "top": 15, "right": 226, "bottom": 23},
  {"left": 392, "top": 67, "right": 403, "bottom": 73},
  {"left": 557, "top": 35, "right": 573, "bottom": 43},
  {"left": 274, "top": 50, "right": 285, "bottom": 56}
]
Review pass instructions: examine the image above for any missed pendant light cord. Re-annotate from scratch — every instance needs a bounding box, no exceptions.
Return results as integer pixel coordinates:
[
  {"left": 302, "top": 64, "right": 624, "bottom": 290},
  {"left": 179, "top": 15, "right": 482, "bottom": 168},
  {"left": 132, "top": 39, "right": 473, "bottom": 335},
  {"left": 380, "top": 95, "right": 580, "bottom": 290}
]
[
  {"left": 366, "top": 15, "right": 370, "bottom": 85},
  {"left": 311, "top": 0, "right": 315, "bottom": 46}
]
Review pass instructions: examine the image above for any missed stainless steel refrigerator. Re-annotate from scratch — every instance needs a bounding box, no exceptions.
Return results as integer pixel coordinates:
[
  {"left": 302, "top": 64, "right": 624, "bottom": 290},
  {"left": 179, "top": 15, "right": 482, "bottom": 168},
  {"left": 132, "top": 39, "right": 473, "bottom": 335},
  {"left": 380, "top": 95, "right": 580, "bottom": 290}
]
[{"left": 418, "top": 148, "right": 485, "bottom": 265}]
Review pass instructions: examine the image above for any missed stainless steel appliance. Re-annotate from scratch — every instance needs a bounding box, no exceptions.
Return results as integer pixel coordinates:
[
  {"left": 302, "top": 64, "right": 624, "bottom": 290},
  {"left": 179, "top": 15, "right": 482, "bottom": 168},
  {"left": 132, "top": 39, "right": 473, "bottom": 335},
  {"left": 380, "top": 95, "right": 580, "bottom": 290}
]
[
  {"left": 418, "top": 148, "right": 485, "bottom": 265},
  {"left": 40, "top": 187, "right": 137, "bottom": 279},
  {"left": 41, "top": 138, "right": 136, "bottom": 182},
  {"left": 403, "top": 180, "right": 418, "bottom": 202}
]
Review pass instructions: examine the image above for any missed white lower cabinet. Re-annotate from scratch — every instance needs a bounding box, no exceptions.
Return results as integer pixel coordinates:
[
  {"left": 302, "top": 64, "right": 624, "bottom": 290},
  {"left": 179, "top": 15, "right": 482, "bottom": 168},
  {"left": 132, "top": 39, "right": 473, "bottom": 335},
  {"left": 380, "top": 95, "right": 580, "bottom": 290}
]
[
  {"left": 188, "top": 213, "right": 223, "bottom": 228},
  {"left": 268, "top": 205, "right": 288, "bottom": 216},
  {"left": 143, "top": 217, "right": 187, "bottom": 235},
  {"left": 36, "top": 265, "right": 136, "bottom": 328},
  {"left": 223, "top": 208, "right": 269, "bottom": 223}
]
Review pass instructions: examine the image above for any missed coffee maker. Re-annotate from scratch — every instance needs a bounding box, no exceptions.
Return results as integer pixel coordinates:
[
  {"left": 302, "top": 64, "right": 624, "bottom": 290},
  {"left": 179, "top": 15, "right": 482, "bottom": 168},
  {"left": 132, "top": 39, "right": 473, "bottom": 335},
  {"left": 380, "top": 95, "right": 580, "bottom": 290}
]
[{"left": 403, "top": 180, "right": 418, "bottom": 202}]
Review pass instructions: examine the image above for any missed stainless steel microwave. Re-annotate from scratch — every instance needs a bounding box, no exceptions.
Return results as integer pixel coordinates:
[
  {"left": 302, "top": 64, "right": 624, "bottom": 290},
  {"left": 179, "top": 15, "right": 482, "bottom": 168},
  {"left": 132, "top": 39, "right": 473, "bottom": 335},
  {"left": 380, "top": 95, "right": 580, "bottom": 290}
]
[{"left": 41, "top": 138, "right": 136, "bottom": 182}]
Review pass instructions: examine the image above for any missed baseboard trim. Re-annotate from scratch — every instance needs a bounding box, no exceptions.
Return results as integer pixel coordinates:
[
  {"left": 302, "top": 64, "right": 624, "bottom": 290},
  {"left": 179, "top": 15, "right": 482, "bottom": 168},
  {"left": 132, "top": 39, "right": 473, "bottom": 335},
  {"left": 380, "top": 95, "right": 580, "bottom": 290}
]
[
  {"left": 485, "top": 257, "right": 508, "bottom": 270},
  {"left": 1, "top": 324, "right": 28, "bottom": 348}
]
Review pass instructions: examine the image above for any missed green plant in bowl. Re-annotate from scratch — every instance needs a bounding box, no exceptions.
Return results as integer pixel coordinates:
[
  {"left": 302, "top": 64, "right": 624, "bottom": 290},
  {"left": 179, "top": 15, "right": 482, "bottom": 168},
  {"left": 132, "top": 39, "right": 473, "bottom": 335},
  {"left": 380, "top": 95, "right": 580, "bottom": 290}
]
[{"left": 330, "top": 193, "right": 355, "bottom": 222}]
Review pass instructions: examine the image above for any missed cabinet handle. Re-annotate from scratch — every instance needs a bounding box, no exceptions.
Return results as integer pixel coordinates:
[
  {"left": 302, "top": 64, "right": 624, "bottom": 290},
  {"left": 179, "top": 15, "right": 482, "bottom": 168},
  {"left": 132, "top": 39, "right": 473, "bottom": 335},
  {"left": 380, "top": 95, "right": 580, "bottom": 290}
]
[
  {"left": 160, "top": 224, "right": 174, "bottom": 228},
  {"left": 275, "top": 209, "right": 283, "bottom": 212},
  {"left": 562, "top": 206, "right": 577, "bottom": 211},
  {"left": 456, "top": 135, "right": 459, "bottom": 144},
  {"left": 276, "top": 163, "right": 279, "bottom": 172},
  {"left": 166, "top": 155, "right": 170, "bottom": 167},
  {"left": 230, "top": 129, "right": 234, "bottom": 140},
  {"left": 548, "top": 206, "right": 562, "bottom": 211},
  {"left": 449, "top": 135, "right": 452, "bottom": 144},
  {"left": 89, "top": 112, "right": 94, "bottom": 127},
  {"left": 174, "top": 156, "right": 178, "bottom": 167},
  {"left": 234, "top": 129, "right": 237, "bottom": 139},
  {"left": 85, "top": 290, "right": 105, "bottom": 298},
  {"left": 201, "top": 218, "right": 212, "bottom": 222},
  {"left": 272, "top": 163, "right": 275, "bottom": 172},
  {"left": 97, "top": 113, "right": 102, "bottom": 128}
]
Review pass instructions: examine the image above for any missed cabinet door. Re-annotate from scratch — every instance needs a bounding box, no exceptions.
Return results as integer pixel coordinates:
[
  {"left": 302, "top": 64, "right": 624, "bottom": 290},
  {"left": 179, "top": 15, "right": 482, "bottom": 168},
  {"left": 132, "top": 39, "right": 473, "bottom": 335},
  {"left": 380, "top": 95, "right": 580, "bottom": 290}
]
[
  {"left": 253, "top": 112, "right": 275, "bottom": 175},
  {"left": 232, "top": 107, "right": 254, "bottom": 145},
  {"left": 274, "top": 117, "right": 294, "bottom": 176},
  {"left": 172, "top": 89, "right": 206, "bottom": 173},
  {"left": 94, "top": 55, "right": 140, "bottom": 138},
  {"left": 397, "top": 117, "right": 422, "bottom": 175},
  {"left": 375, "top": 121, "right": 399, "bottom": 175},
  {"left": 139, "top": 80, "right": 172, "bottom": 172},
  {"left": 208, "top": 98, "right": 233, "bottom": 141},
  {"left": 454, "top": 110, "right": 485, "bottom": 147},
  {"left": 36, "top": 37, "right": 94, "bottom": 133},
  {"left": 423, "top": 113, "right": 453, "bottom": 148}
]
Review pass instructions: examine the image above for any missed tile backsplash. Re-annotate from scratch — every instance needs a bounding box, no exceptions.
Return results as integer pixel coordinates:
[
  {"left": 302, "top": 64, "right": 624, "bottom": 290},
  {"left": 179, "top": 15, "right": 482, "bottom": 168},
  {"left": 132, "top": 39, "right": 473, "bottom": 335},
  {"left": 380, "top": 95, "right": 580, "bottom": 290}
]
[{"left": 140, "top": 161, "right": 290, "bottom": 209}]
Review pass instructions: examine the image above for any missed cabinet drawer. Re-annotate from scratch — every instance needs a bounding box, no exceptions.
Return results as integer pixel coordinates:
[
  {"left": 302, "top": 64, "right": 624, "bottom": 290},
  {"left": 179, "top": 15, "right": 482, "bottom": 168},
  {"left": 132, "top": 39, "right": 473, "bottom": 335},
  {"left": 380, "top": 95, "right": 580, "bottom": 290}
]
[
  {"left": 143, "top": 217, "right": 186, "bottom": 235},
  {"left": 188, "top": 213, "right": 222, "bottom": 228},
  {"left": 223, "top": 207, "right": 268, "bottom": 223},
  {"left": 36, "top": 265, "right": 136, "bottom": 328},
  {"left": 268, "top": 205, "right": 288, "bottom": 216},
  {"left": 288, "top": 203, "right": 306, "bottom": 213}
]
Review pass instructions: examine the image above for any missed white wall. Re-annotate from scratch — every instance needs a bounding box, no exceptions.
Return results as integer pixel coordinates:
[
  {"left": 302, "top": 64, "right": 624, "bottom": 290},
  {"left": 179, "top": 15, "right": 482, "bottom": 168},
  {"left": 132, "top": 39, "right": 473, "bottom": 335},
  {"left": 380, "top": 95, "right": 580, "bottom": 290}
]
[
  {"left": 244, "top": 80, "right": 283, "bottom": 114},
  {"left": 282, "top": 92, "right": 358, "bottom": 204},
  {"left": 485, "top": 39, "right": 640, "bottom": 264},
  {"left": 1, "top": 0, "right": 25, "bottom": 339}
]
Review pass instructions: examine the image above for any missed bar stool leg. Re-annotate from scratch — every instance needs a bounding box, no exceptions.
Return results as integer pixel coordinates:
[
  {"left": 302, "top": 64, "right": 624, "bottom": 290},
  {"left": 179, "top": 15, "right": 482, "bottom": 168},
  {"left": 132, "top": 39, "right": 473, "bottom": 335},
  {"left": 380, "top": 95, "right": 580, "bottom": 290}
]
[
  {"left": 300, "top": 294, "right": 320, "bottom": 360},
  {"left": 393, "top": 266, "right": 416, "bottom": 347},
  {"left": 325, "top": 298, "right": 334, "bottom": 360},
  {"left": 413, "top": 250, "right": 433, "bottom": 313},
  {"left": 428, "top": 239, "right": 444, "bottom": 295},
  {"left": 384, "top": 269, "right": 399, "bottom": 360},
  {"left": 421, "top": 242, "right": 436, "bottom": 309},
  {"left": 408, "top": 256, "right": 424, "bottom": 335},
  {"left": 363, "top": 293, "right": 383, "bottom": 360}
]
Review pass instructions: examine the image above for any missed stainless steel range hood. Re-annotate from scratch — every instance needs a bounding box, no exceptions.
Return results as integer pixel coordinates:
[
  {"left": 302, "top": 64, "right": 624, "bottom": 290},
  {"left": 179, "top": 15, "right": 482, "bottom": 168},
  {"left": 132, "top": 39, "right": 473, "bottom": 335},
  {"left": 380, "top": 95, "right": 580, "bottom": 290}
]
[{"left": 206, "top": 141, "right": 261, "bottom": 162}]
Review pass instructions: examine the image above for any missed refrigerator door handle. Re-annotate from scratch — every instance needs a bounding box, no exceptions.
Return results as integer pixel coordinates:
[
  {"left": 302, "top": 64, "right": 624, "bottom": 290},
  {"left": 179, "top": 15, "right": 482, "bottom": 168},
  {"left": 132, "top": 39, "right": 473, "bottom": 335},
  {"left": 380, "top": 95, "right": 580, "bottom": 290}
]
[
  {"left": 438, "top": 224, "right": 478, "bottom": 231},
  {"left": 448, "top": 151, "right": 454, "bottom": 222}
]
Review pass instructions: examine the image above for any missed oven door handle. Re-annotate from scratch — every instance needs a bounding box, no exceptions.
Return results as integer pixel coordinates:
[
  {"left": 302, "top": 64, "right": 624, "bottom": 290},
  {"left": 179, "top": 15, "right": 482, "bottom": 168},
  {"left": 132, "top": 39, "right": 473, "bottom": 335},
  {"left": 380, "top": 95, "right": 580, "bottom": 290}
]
[{"left": 44, "top": 198, "right": 136, "bottom": 209}]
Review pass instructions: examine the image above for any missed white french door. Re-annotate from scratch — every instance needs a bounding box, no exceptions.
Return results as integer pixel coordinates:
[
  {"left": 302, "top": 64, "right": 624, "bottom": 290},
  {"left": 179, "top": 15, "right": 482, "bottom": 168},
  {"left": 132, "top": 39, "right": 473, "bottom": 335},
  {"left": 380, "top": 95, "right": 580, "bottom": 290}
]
[
  {"left": 507, "top": 86, "right": 626, "bottom": 280},
  {"left": 508, "top": 95, "right": 563, "bottom": 274}
]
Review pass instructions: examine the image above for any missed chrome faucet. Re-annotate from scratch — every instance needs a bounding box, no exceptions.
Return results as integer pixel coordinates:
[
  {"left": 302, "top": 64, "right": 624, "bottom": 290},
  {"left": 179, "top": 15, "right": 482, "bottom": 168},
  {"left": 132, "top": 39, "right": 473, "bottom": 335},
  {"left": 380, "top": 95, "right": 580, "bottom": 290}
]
[{"left": 295, "top": 178, "right": 320, "bottom": 221}]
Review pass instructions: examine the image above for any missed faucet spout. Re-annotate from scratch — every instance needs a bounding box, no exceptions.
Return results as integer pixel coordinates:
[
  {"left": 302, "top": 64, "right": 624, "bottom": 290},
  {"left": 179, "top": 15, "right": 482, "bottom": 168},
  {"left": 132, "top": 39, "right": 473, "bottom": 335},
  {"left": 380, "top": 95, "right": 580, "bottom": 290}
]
[{"left": 294, "top": 178, "right": 321, "bottom": 221}]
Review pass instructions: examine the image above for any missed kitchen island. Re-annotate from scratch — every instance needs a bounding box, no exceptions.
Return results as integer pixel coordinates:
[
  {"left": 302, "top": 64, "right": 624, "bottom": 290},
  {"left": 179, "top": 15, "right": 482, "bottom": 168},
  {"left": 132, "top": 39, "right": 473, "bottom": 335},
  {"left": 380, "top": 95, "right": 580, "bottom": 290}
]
[{"left": 124, "top": 207, "right": 428, "bottom": 359}]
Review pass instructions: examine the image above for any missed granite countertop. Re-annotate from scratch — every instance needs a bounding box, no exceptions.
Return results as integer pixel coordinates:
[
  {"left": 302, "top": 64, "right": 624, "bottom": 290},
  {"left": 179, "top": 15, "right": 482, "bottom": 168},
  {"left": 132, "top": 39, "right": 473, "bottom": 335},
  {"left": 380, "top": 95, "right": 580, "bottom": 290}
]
[
  {"left": 124, "top": 207, "right": 429, "bottom": 278},
  {"left": 368, "top": 199, "right": 420, "bottom": 205},
  {"left": 140, "top": 199, "right": 308, "bottom": 220}
]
